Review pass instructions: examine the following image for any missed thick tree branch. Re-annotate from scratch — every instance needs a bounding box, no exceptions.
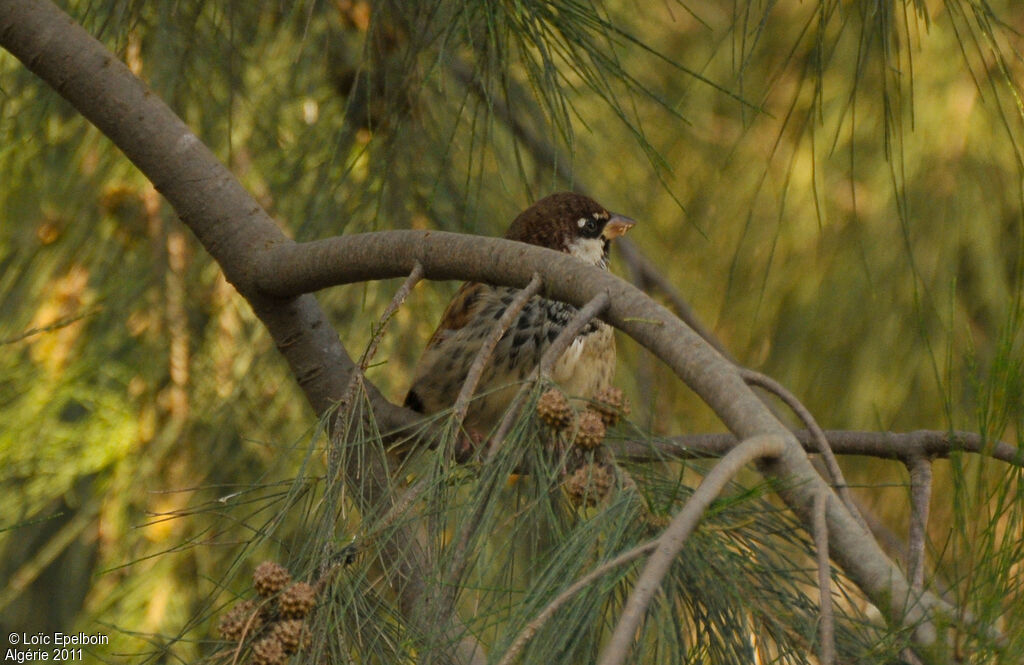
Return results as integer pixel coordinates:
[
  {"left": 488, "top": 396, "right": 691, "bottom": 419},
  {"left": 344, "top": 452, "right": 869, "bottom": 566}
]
[
  {"left": 0, "top": 2, "right": 470, "bottom": 662},
  {"left": 4, "top": 2, "right": 1009, "bottom": 661},
  {"left": 253, "top": 230, "right": 967, "bottom": 661}
]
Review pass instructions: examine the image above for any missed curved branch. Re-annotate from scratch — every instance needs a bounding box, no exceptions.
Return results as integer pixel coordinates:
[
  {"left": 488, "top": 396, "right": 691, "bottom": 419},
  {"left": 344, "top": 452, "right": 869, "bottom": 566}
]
[
  {"left": 597, "top": 434, "right": 788, "bottom": 665},
  {"left": 255, "top": 231, "right": 785, "bottom": 440},
  {"left": 496, "top": 539, "right": 659, "bottom": 665},
  {"left": 0, "top": 3, "right": 472, "bottom": 663},
  {"left": 253, "top": 230, "right": 962, "bottom": 661},
  {"left": 740, "top": 368, "right": 865, "bottom": 527}
]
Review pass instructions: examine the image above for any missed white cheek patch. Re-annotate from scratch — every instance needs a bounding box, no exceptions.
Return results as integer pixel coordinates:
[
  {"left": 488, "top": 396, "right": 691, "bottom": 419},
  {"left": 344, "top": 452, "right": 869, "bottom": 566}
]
[
  {"left": 577, "top": 218, "right": 588, "bottom": 228},
  {"left": 566, "top": 237, "right": 607, "bottom": 267}
]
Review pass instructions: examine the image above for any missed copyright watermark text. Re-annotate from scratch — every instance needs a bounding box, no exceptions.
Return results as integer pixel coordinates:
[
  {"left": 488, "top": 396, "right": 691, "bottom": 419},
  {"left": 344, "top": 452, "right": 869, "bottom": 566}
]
[{"left": 5, "top": 632, "right": 108, "bottom": 662}]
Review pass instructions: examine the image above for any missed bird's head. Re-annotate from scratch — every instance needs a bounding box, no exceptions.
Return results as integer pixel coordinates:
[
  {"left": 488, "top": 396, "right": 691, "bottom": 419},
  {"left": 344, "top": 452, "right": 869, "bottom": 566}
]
[{"left": 504, "top": 192, "right": 635, "bottom": 268}]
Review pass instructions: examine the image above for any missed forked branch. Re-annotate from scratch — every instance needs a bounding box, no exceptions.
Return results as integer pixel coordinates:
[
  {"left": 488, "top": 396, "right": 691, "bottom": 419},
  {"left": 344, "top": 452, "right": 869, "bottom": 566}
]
[{"left": 1, "top": 2, "right": 1005, "bottom": 662}]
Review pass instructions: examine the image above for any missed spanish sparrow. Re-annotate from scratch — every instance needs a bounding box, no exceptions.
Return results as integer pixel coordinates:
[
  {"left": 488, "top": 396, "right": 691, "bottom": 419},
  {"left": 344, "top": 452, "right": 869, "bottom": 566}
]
[{"left": 404, "top": 192, "right": 635, "bottom": 435}]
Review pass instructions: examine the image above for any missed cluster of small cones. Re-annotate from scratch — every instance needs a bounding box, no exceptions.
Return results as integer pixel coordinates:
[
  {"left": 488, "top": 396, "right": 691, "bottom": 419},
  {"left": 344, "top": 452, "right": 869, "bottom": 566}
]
[
  {"left": 218, "top": 561, "right": 318, "bottom": 665},
  {"left": 536, "top": 386, "right": 629, "bottom": 507}
]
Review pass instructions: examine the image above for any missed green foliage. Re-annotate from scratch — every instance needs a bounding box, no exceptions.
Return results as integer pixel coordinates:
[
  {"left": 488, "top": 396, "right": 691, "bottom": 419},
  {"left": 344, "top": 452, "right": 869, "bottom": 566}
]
[{"left": 1, "top": 0, "right": 1023, "bottom": 663}]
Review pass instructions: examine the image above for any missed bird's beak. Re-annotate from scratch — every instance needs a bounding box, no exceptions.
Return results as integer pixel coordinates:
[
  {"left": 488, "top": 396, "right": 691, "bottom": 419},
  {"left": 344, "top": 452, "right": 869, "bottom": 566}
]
[{"left": 603, "top": 214, "right": 636, "bottom": 239}]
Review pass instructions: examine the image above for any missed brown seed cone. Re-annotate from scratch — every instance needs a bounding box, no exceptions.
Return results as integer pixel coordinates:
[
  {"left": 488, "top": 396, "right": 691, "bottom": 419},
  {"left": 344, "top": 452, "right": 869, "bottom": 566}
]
[
  {"left": 573, "top": 410, "right": 606, "bottom": 450},
  {"left": 218, "top": 599, "right": 263, "bottom": 642},
  {"left": 564, "top": 463, "right": 615, "bottom": 507},
  {"left": 537, "top": 388, "right": 574, "bottom": 430},
  {"left": 279, "top": 581, "right": 317, "bottom": 619},
  {"left": 250, "top": 635, "right": 287, "bottom": 665},
  {"left": 253, "top": 561, "right": 292, "bottom": 598},
  {"left": 591, "top": 387, "right": 630, "bottom": 426},
  {"left": 270, "top": 619, "right": 312, "bottom": 654}
]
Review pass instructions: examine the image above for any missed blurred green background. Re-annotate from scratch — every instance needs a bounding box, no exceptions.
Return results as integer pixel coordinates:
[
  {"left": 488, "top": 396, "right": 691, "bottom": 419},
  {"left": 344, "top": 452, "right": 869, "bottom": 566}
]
[{"left": 1, "top": 0, "right": 1021, "bottom": 662}]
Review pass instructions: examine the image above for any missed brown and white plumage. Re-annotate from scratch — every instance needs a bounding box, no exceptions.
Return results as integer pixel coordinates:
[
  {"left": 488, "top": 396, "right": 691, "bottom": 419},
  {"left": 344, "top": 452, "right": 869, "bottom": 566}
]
[{"left": 404, "top": 192, "right": 635, "bottom": 433}]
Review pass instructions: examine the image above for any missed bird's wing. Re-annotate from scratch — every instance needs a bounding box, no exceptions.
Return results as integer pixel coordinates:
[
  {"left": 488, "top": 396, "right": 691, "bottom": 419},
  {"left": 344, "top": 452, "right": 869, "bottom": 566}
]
[
  {"left": 404, "top": 281, "right": 490, "bottom": 413},
  {"left": 423, "top": 281, "right": 487, "bottom": 350}
]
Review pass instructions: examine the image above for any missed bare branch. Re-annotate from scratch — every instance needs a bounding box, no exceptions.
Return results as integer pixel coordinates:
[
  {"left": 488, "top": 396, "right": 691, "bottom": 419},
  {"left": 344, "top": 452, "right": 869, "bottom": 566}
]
[
  {"left": 740, "top": 368, "right": 866, "bottom": 527},
  {"left": 814, "top": 491, "right": 835, "bottom": 665},
  {"left": 359, "top": 261, "right": 424, "bottom": 373},
  {"left": 445, "top": 290, "right": 610, "bottom": 625},
  {"left": 486, "top": 291, "right": 611, "bottom": 460},
  {"left": 497, "top": 539, "right": 659, "bottom": 665},
  {"left": 453, "top": 274, "right": 543, "bottom": 427},
  {"left": 539, "top": 291, "right": 611, "bottom": 377},
  {"left": 253, "top": 230, "right": 969, "bottom": 660},
  {"left": 907, "top": 456, "right": 933, "bottom": 593},
  {"left": 597, "top": 434, "right": 787, "bottom": 665},
  {"left": 611, "top": 429, "right": 1022, "bottom": 465}
]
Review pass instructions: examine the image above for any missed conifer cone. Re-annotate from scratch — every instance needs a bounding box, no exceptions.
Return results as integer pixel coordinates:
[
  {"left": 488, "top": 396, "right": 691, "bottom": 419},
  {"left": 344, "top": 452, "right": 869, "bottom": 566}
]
[
  {"left": 591, "top": 387, "right": 630, "bottom": 426},
  {"left": 573, "top": 410, "right": 606, "bottom": 450},
  {"left": 250, "top": 635, "right": 286, "bottom": 665},
  {"left": 253, "top": 561, "right": 292, "bottom": 598},
  {"left": 279, "top": 581, "right": 317, "bottom": 619},
  {"left": 271, "top": 619, "right": 311, "bottom": 654},
  {"left": 218, "top": 599, "right": 262, "bottom": 641},
  {"left": 564, "top": 463, "right": 615, "bottom": 507},
  {"left": 537, "top": 388, "right": 574, "bottom": 430}
]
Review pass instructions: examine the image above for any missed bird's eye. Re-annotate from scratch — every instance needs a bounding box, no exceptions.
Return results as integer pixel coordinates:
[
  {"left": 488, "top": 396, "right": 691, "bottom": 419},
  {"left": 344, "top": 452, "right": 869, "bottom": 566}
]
[{"left": 582, "top": 218, "right": 599, "bottom": 235}]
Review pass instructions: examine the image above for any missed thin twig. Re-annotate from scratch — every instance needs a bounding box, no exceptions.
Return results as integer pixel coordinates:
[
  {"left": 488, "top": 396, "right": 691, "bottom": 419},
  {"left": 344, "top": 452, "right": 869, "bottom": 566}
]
[
  {"left": 375, "top": 475, "right": 431, "bottom": 536},
  {"left": 496, "top": 539, "right": 659, "bottom": 665},
  {"left": 452, "top": 274, "right": 543, "bottom": 427},
  {"left": 538, "top": 291, "right": 611, "bottom": 376},
  {"left": 610, "top": 429, "right": 1023, "bottom": 465},
  {"left": 485, "top": 291, "right": 612, "bottom": 460},
  {"left": 597, "top": 434, "right": 787, "bottom": 665},
  {"left": 230, "top": 596, "right": 276, "bottom": 665},
  {"left": 359, "top": 261, "right": 424, "bottom": 372},
  {"left": 336, "top": 261, "right": 424, "bottom": 460},
  {"left": 739, "top": 368, "right": 867, "bottom": 529},
  {"left": 334, "top": 263, "right": 423, "bottom": 468},
  {"left": 0, "top": 309, "right": 98, "bottom": 346},
  {"left": 443, "top": 291, "right": 612, "bottom": 627},
  {"left": 814, "top": 490, "right": 835, "bottom": 665},
  {"left": 907, "top": 455, "right": 933, "bottom": 593}
]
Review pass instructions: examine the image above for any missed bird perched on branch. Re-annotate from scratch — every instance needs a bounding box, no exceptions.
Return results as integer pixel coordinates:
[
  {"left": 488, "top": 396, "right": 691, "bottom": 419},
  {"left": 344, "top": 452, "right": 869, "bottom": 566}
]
[{"left": 404, "top": 191, "right": 635, "bottom": 438}]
